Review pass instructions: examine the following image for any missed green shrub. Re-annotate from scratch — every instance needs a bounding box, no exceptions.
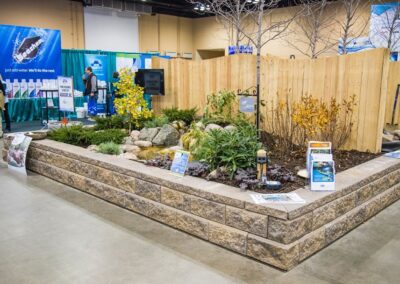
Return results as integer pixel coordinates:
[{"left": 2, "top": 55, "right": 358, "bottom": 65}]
[
  {"left": 97, "top": 142, "right": 121, "bottom": 155},
  {"left": 48, "top": 126, "right": 126, "bottom": 146},
  {"left": 94, "top": 115, "right": 126, "bottom": 130},
  {"left": 88, "top": 129, "right": 127, "bottom": 145},
  {"left": 162, "top": 107, "right": 198, "bottom": 125},
  {"left": 48, "top": 125, "right": 92, "bottom": 147},
  {"left": 143, "top": 115, "right": 169, "bottom": 128},
  {"left": 195, "top": 123, "right": 261, "bottom": 178}
]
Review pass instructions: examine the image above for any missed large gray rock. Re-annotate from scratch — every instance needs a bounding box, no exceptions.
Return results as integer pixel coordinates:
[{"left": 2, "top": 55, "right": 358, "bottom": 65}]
[
  {"left": 123, "top": 137, "right": 134, "bottom": 145},
  {"left": 130, "top": 130, "right": 141, "bottom": 141},
  {"left": 152, "top": 124, "right": 180, "bottom": 146},
  {"left": 139, "top": 128, "right": 160, "bottom": 142},
  {"left": 205, "top": 123, "right": 223, "bottom": 132},
  {"left": 134, "top": 140, "right": 153, "bottom": 148},
  {"left": 121, "top": 145, "right": 141, "bottom": 153}
]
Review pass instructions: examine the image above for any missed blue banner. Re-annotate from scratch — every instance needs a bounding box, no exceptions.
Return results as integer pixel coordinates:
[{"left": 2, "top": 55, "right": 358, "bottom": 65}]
[
  {"left": 84, "top": 54, "right": 109, "bottom": 82},
  {"left": 0, "top": 25, "right": 61, "bottom": 81}
]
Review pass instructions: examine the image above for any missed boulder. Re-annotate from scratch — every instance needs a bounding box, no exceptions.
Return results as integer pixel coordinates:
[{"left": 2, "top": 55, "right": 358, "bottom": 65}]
[
  {"left": 121, "top": 145, "right": 141, "bottom": 153},
  {"left": 134, "top": 140, "right": 153, "bottom": 148},
  {"left": 205, "top": 123, "right": 223, "bottom": 132},
  {"left": 87, "top": 145, "right": 99, "bottom": 152},
  {"left": 130, "top": 130, "right": 140, "bottom": 141},
  {"left": 139, "top": 128, "right": 160, "bottom": 142},
  {"left": 152, "top": 124, "right": 180, "bottom": 146},
  {"left": 123, "top": 137, "right": 134, "bottom": 145},
  {"left": 297, "top": 169, "right": 309, "bottom": 179},
  {"left": 224, "top": 125, "right": 237, "bottom": 132},
  {"left": 120, "top": 152, "right": 138, "bottom": 161}
]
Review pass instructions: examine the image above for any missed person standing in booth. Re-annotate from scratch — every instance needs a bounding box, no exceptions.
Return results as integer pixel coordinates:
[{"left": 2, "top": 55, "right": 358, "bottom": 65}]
[
  {"left": 107, "top": 71, "right": 120, "bottom": 116},
  {"left": 84, "top": 67, "right": 98, "bottom": 119},
  {"left": 0, "top": 74, "right": 11, "bottom": 134}
]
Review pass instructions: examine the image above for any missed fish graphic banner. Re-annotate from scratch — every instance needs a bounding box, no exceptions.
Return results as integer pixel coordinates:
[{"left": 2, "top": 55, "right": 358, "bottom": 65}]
[{"left": 0, "top": 25, "right": 62, "bottom": 81}]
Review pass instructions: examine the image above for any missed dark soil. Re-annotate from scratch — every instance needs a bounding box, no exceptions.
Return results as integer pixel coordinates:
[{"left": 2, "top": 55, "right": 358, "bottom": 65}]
[{"left": 146, "top": 132, "right": 379, "bottom": 193}]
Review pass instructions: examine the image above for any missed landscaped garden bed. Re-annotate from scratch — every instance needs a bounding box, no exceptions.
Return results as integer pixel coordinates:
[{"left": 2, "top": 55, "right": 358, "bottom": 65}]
[{"left": 2, "top": 138, "right": 399, "bottom": 270}]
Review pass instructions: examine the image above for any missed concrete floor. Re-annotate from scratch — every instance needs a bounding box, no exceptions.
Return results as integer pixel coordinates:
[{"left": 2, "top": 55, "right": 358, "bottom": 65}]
[{"left": 0, "top": 162, "right": 399, "bottom": 284}]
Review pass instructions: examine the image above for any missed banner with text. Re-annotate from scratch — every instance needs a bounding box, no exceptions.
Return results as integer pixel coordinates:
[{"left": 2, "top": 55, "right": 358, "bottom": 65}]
[
  {"left": 0, "top": 25, "right": 62, "bottom": 99},
  {"left": 84, "top": 54, "right": 109, "bottom": 83}
]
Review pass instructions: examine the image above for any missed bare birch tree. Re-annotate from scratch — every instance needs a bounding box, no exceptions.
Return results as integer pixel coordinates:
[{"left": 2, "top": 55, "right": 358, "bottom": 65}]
[
  {"left": 189, "top": 0, "right": 302, "bottom": 130},
  {"left": 286, "top": 0, "right": 338, "bottom": 59},
  {"left": 337, "top": 0, "right": 371, "bottom": 54},
  {"left": 371, "top": 1, "right": 400, "bottom": 51}
]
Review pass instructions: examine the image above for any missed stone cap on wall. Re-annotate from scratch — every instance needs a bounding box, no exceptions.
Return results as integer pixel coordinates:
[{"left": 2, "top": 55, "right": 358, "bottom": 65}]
[{"left": 30, "top": 140, "right": 400, "bottom": 220}]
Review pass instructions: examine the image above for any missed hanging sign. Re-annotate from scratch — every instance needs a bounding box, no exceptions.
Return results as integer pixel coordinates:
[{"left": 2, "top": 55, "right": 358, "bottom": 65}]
[
  {"left": 170, "top": 150, "right": 190, "bottom": 176},
  {"left": 58, "top": 76, "right": 74, "bottom": 112},
  {"left": 239, "top": 97, "right": 255, "bottom": 113},
  {"left": 7, "top": 133, "right": 32, "bottom": 175}
]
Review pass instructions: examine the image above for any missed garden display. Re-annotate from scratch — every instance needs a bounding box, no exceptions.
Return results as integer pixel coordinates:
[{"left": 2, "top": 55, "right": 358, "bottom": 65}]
[{"left": 46, "top": 85, "right": 380, "bottom": 193}]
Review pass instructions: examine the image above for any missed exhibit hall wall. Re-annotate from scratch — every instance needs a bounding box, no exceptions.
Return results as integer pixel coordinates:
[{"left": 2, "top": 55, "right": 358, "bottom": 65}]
[
  {"left": 0, "top": 0, "right": 84, "bottom": 49},
  {"left": 192, "top": 2, "right": 371, "bottom": 59},
  {"left": 138, "top": 15, "right": 194, "bottom": 57},
  {"left": 84, "top": 6, "right": 139, "bottom": 53}
]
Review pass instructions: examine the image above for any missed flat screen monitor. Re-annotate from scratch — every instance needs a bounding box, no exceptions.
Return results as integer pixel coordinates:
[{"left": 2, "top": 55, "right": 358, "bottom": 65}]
[{"left": 135, "top": 69, "right": 165, "bottom": 96}]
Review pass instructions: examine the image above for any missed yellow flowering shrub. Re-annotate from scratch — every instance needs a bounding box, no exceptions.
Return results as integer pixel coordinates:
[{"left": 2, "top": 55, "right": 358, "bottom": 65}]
[
  {"left": 269, "top": 94, "right": 357, "bottom": 155},
  {"left": 113, "top": 68, "right": 153, "bottom": 130}
]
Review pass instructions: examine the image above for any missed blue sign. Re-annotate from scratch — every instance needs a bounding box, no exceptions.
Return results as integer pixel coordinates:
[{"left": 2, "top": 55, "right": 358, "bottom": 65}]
[
  {"left": 0, "top": 25, "right": 61, "bottom": 80},
  {"left": 170, "top": 150, "right": 190, "bottom": 176},
  {"left": 84, "top": 54, "right": 109, "bottom": 82},
  {"left": 239, "top": 97, "right": 255, "bottom": 113}
]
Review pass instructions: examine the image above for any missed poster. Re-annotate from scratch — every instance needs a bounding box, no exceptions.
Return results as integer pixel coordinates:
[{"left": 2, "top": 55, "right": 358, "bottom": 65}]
[
  {"left": 7, "top": 133, "right": 32, "bottom": 175},
  {"left": 84, "top": 54, "right": 109, "bottom": 82},
  {"left": 116, "top": 53, "right": 142, "bottom": 72},
  {"left": 170, "top": 150, "right": 190, "bottom": 176},
  {"left": 306, "top": 141, "right": 332, "bottom": 174},
  {"left": 58, "top": 76, "right": 74, "bottom": 112},
  {"left": 338, "top": 37, "right": 375, "bottom": 54},
  {"left": 0, "top": 25, "right": 62, "bottom": 98},
  {"left": 311, "top": 157, "right": 335, "bottom": 191},
  {"left": 250, "top": 193, "right": 306, "bottom": 205},
  {"left": 370, "top": 3, "right": 400, "bottom": 52}
]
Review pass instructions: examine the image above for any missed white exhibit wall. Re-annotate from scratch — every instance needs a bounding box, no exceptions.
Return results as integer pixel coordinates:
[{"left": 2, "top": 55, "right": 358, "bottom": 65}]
[{"left": 84, "top": 7, "right": 139, "bottom": 52}]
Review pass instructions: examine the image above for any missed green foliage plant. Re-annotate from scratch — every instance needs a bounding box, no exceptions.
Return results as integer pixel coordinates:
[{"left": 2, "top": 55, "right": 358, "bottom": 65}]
[
  {"left": 48, "top": 126, "right": 126, "bottom": 147},
  {"left": 94, "top": 115, "right": 125, "bottom": 130},
  {"left": 204, "top": 90, "right": 248, "bottom": 126},
  {"left": 162, "top": 107, "right": 198, "bottom": 125},
  {"left": 97, "top": 142, "right": 121, "bottom": 155},
  {"left": 195, "top": 123, "right": 261, "bottom": 179},
  {"left": 143, "top": 115, "right": 169, "bottom": 128}
]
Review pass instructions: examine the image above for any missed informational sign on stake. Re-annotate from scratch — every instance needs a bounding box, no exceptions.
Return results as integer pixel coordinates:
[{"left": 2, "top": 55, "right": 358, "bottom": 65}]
[
  {"left": 58, "top": 76, "right": 74, "bottom": 112},
  {"left": 7, "top": 133, "right": 32, "bottom": 175},
  {"left": 170, "top": 150, "right": 190, "bottom": 176}
]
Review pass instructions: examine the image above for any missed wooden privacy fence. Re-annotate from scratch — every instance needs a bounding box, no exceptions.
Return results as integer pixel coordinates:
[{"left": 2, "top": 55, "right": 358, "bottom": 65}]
[
  {"left": 386, "top": 61, "right": 400, "bottom": 125},
  {"left": 152, "top": 48, "right": 391, "bottom": 153}
]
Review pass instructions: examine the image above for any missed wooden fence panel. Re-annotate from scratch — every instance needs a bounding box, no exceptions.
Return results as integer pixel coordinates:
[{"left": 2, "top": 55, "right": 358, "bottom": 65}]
[
  {"left": 152, "top": 49, "right": 390, "bottom": 153},
  {"left": 386, "top": 62, "right": 400, "bottom": 125}
]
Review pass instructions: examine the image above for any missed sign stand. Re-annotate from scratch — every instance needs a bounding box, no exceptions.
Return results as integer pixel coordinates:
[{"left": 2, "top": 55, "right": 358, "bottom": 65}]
[
  {"left": 41, "top": 88, "right": 60, "bottom": 125},
  {"left": 58, "top": 76, "right": 75, "bottom": 123}
]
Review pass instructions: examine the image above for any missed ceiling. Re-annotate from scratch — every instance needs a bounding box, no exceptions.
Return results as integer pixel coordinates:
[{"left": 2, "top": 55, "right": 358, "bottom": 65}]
[{"left": 73, "top": 0, "right": 300, "bottom": 18}]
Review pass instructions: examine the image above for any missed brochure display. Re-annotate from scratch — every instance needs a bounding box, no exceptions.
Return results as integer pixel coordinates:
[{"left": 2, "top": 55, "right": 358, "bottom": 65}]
[
  {"left": 310, "top": 155, "right": 336, "bottom": 191},
  {"left": 58, "top": 76, "right": 74, "bottom": 112},
  {"left": 7, "top": 133, "right": 32, "bottom": 175},
  {"left": 306, "top": 141, "right": 332, "bottom": 174},
  {"left": 170, "top": 150, "right": 190, "bottom": 176}
]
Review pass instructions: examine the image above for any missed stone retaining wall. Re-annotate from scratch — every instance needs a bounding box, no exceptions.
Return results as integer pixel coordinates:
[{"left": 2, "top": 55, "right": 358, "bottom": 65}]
[{"left": 2, "top": 139, "right": 400, "bottom": 270}]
